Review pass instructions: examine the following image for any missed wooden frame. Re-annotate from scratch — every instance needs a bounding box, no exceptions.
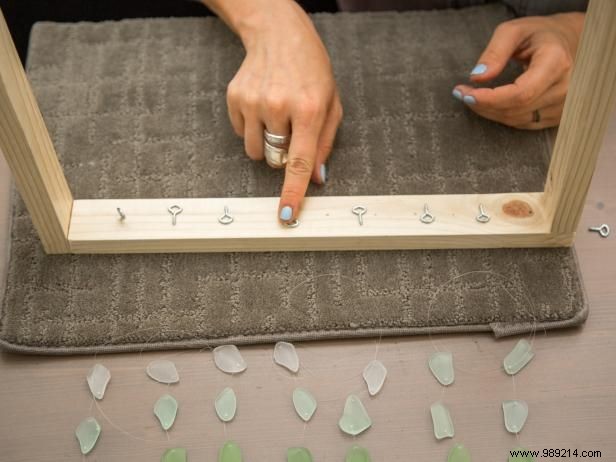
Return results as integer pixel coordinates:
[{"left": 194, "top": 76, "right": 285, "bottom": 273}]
[{"left": 1, "top": 1, "right": 615, "bottom": 254}]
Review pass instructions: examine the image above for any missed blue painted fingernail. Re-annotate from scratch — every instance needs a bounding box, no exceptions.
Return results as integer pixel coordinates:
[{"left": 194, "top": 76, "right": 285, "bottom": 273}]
[
  {"left": 280, "top": 206, "right": 293, "bottom": 221},
  {"left": 320, "top": 164, "right": 328, "bottom": 183},
  {"left": 470, "top": 63, "right": 487, "bottom": 75},
  {"left": 463, "top": 95, "right": 476, "bottom": 105},
  {"left": 452, "top": 88, "right": 463, "bottom": 101}
]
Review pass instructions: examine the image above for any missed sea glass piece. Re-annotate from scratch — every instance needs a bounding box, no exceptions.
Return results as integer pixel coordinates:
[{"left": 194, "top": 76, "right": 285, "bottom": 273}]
[
  {"left": 338, "top": 394, "right": 372, "bottom": 436},
  {"left": 429, "top": 351, "right": 454, "bottom": 386},
  {"left": 215, "top": 387, "right": 237, "bottom": 422},
  {"left": 274, "top": 342, "right": 300, "bottom": 373},
  {"left": 219, "top": 441, "right": 243, "bottom": 462},
  {"left": 87, "top": 363, "right": 111, "bottom": 400},
  {"left": 503, "top": 339, "right": 534, "bottom": 375},
  {"left": 447, "top": 443, "right": 472, "bottom": 462},
  {"left": 345, "top": 445, "right": 372, "bottom": 462},
  {"left": 75, "top": 417, "right": 101, "bottom": 455},
  {"left": 502, "top": 400, "right": 528, "bottom": 433},
  {"left": 292, "top": 387, "right": 317, "bottom": 422},
  {"left": 362, "top": 359, "right": 387, "bottom": 396},
  {"left": 147, "top": 359, "right": 179, "bottom": 384},
  {"left": 508, "top": 447, "right": 535, "bottom": 461},
  {"left": 430, "top": 401, "right": 455, "bottom": 439},
  {"left": 287, "top": 447, "right": 313, "bottom": 462},
  {"left": 213, "top": 345, "right": 247, "bottom": 374},
  {"left": 161, "top": 448, "right": 187, "bottom": 462},
  {"left": 154, "top": 394, "right": 179, "bottom": 431}
]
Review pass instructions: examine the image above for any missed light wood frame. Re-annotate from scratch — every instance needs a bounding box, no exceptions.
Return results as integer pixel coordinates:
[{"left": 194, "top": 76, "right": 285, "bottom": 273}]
[{"left": 1, "top": 2, "right": 615, "bottom": 254}]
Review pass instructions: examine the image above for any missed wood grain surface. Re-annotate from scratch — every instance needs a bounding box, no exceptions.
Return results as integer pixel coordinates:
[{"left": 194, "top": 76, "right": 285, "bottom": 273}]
[{"left": 0, "top": 111, "right": 614, "bottom": 461}]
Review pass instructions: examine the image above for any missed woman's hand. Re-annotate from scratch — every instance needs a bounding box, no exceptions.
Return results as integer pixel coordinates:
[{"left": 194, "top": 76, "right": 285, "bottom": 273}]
[
  {"left": 453, "top": 12, "right": 585, "bottom": 129},
  {"left": 205, "top": 0, "right": 342, "bottom": 222}
]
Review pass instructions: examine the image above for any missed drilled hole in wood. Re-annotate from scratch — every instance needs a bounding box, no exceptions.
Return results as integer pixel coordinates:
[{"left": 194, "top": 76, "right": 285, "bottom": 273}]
[{"left": 502, "top": 200, "right": 534, "bottom": 218}]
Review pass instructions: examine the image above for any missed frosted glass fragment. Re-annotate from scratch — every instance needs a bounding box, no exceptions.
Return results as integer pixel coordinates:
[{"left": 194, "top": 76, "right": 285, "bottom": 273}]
[
  {"left": 346, "top": 445, "right": 372, "bottom": 462},
  {"left": 215, "top": 387, "right": 237, "bottom": 422},
  {"left": 447, "top": 443, "right": 472, "bottom": 462},
  {"left": 362, "top": 359, "right": 387, "bottom": 396},
  {"left": 147, "top": 359, "right": 179, "bottom": 384},
  {"left": 429, "top": 351, "right": 454, "bottom": 386},
  {"left": 292, "top": 387, "right": 317, "bottom": 422},
  {"left": 161, "top": 448, "right": 187, "bottom": 462},
  {"left": 502, "top": 400, "right": 528, "bottom": 434},
  {"left": 503, "top": 339, "right": 534, "bottom": 375},
  {"left": 274, "top": 342, "right": 300, "bottom": 373},
  {"left": 508, "top": 447, "right": 535, "bottom": 461},
  {"left": 430, "top": 401, "right": 455, "bottom": 439},
  {"left": 219, "top": 441, "right": 243, "bottom": 462},
  {"left": 87, "top": 363, "right": 111, "bottom": 400},
  {"left": 287, "top": 447, "right": 313, "bottom": 462},
  {"left": 75, "top": 417, "right": 101, "bottom": 455},
  {"left": 213, "top": 345, "right": 247, "bottom": 374},
  {"left": 338, "top": 394, "right": 372, "bottom": 436},
  {"left": 154, "top": 394, "right": 178, "bottom": 431}
]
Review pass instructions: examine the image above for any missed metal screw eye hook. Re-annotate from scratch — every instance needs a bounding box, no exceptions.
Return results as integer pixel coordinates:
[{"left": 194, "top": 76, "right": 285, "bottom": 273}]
[
  {"left": 167, "top": 205, "right": 183, "bottom": 226},
  {"left": 420, "top": 204, "right": 435, "bottom": 224},
  {"left": 116, "top": 207, "right": 126, "bottom": 222},
  {"left": 589, "top": 224, "right": 610, "bottom": 238},
  {"left": 218, "top": 206, "right": 234, "bottom": 225},
  {"left": 476, "top": 204, "right": 491, "bottom": 223},
  {"left": 286, "top": 219, "right": 300, "bottom": 228},
  {"left": 352, "top": 205, "right": 367, "bottom": 226}
]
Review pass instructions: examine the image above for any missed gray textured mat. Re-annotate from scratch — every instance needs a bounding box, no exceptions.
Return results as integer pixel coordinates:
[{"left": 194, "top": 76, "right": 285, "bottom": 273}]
[{"left": 0, "top": 5, "right": 587, "bottom": 354}]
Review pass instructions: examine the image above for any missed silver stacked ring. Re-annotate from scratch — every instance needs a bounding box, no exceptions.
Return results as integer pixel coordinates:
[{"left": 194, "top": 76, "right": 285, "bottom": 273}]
[{"left": 264, "top": 130, "right": 291, "bottom": 169}]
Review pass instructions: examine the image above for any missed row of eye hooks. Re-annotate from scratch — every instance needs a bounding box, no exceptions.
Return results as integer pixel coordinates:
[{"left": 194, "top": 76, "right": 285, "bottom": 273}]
[{"left": 115, "top": 203, "right": 492, "bottom": 227}]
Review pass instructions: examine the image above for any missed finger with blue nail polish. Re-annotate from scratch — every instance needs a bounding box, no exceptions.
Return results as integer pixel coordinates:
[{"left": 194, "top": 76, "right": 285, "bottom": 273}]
[
  {"left": 320, "top": 164, "right": 328, "bottom": 183},
  {"left": 463, "top": 95, "right": 476, "bottom": 105},
  {"left": 452, "top": 88, "right": 463, "bottom": 101},
  {"left": 470, "top": 63, "right": 487, "bottom": 76},
  {"left": 280, "top": 206, "right": 293, "bottom": 222}
]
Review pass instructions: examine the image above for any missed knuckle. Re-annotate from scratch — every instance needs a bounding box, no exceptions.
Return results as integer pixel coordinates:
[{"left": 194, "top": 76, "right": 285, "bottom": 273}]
[
  {"left": 264, "top": 92, "right": 287, "bottom": 116},
  {"left": 287, "top": 156, "right": 313, "bottom": 176},
  {"left": 515, "top": 88, "right": 535, "bottom": 106},
  {"left": 242, "top": 91, "right": 260, "bottom": 110}
]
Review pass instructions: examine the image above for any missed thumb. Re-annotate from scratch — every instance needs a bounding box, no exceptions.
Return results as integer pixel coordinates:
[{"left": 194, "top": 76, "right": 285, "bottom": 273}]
[{"left": 469, "top": 21, "right": 529, "bottom": 82}]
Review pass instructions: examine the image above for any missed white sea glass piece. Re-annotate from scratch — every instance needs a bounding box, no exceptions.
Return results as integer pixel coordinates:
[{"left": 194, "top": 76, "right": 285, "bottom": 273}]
[
  {"left": 502, "top": 400, "right": 528, "bottom": 434},
  {"left": 213, "top": 345, "right": 247, "bottom": 374},
  {"left": 428, "top": 351, "right": 454, "bottom": 386},
  {"left": 503, "top": 339, "right": 534, "bottom": 375},
  {"left": 215, "top": 387, "right": 237, "bottom": 422},
  {"left": 430, "top": 401, "right": 455, "bottom": 439},
  {"left": 87, "top": 363, "right": 111, "bottom": 400},
  {"left": 154, "top": 394, "right": 179, "bottom": 431},
  {"left": 362, "top": 360, "right": 387, "bottom": 396},
  {"left": 338, "top": 395, "right": 372, "bottom": 436},
  {"left": 273, "top": 341, "right": 300, "bottom": 373},
  {"left": 146, "top": 359, "right": 179, "bottom": 384},
  {"left": 293, "top": 387, "right": 317, "bottom": 422}
]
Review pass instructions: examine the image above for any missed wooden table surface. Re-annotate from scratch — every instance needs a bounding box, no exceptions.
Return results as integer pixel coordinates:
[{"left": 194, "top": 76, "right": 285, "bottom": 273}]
[{"left": 0, "top": 112, "right": 614, "bottom": 462}]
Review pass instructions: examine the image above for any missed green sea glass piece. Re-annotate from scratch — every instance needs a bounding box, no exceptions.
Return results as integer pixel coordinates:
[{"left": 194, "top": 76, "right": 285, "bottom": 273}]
[
  {"left": 215, "top": 387, "right": 237, "bottom": 422},
  {"left": 292, "top": 387, "right": 317, "bottom": 422},
  {"left": 287, "top": 447, "right": 313, "bottom": 462},
  {"left": 430, "top": 401, "right": 454, "bottom": 439},
  {"left": 219, "top": 441, "right": 242, "bottom": 462},
  {"left": 508, "top": 447, "right": 535, "bottom": 461},
  {"left": 147, "top": 359, "right": 180, "bottom": 384},
  {"left": 362, "top": 360, "right": 387, "bottom": 396},
  {"left": 75, "top": 417, "right": 101, "bottom": 455},
  {"left": 345, "top": 445, "right": 372, "bottom": 462},
  {"left": 429, "top": 351, "right": 454, "bottom": 386},
  {"left": 154, "top": 394, "right": 179, "bottom": 431},
  {"left": 503, "top": 339, "right": 534, "bottom": 375},
  {"left": 338, "top": 394, "right": 372, "bottom": 436},
  {"left": 447, "top": 444, "right": 472, "bottom": 462},
  {"left": 502, "top": 400, "right": 528, "bottom": 433},
  {"left": 161, "top": 447, "right": 187, "bottom": 462}
]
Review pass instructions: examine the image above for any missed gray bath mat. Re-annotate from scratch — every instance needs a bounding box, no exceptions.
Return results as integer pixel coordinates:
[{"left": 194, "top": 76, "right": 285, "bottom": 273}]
[{"left": 0, "top": 5, "right": 587, "bottom": 354}]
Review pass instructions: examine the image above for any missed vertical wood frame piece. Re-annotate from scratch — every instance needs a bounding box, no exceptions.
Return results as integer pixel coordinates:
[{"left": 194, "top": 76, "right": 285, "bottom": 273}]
[
  {"left": 0, "top": 9, "right": 72, "bottom": 253},
  {"left": 0, "top": 2, "right": 615, "bottom": 254}
]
